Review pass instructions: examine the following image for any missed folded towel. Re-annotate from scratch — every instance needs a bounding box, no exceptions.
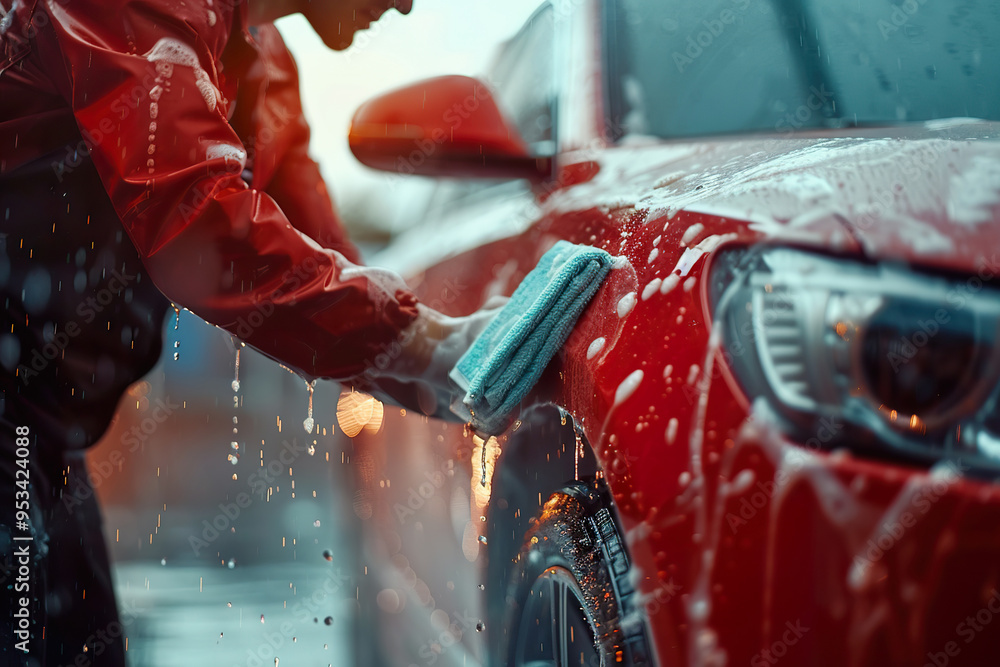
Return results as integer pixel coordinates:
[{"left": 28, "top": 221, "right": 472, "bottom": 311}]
[{"left": 450, "top": 240, "right": 615, "bottom": 434}]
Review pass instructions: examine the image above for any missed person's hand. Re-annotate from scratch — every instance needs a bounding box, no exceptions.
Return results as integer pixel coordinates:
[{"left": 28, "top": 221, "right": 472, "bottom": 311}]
[{"left": 354, "top": 300, "right": 506, "bottom": 419}]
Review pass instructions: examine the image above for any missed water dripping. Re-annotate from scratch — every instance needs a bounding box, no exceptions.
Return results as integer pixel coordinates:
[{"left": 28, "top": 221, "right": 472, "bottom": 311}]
[
  {"left": 323, "top": 616, "right": 334, "bottom": 625},
  {"left": 303, "top": 380, "right": 316, "bottom": 433},
  {"left": 574, "top": 426, "right": 585, "bottom": 481},
  {"left": 232, "top": 345, "right": 242, "bottom": 392}
]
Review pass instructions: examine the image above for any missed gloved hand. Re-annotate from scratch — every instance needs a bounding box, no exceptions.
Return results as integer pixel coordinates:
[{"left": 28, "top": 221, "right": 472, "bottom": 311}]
[{"left": 353, "top": 300, "right": 506, "bottom": 420}]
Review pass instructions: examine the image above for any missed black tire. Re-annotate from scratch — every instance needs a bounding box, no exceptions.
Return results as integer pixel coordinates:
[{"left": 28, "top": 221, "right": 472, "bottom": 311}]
[{"left": 498, "top": 480, "right": 653, "bottom": 667}]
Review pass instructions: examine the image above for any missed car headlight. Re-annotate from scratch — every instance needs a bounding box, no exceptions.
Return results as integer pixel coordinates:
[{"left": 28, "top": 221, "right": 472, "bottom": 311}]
[{"left": 709, "top": 246, "right": 1000, "bottom": 473}]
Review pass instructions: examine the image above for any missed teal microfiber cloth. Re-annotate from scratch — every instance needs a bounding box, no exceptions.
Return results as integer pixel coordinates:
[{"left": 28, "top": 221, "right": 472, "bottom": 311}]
[{"left": 449, "top": 240, "right": 615, "bottom": 434}]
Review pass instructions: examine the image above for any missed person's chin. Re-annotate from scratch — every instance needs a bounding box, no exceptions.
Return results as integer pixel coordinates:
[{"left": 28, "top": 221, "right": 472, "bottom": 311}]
[{"left": 321, "top": 32, "right": 355, "bottom": 51}]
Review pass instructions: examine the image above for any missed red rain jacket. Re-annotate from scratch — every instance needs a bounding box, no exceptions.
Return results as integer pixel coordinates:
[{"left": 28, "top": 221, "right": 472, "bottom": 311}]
[{"left": 0, "top": 0, "right": 418, "bottom": 387}]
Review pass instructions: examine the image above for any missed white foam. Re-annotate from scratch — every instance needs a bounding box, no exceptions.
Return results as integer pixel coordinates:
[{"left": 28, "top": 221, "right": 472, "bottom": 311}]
[
  {"left": 145, "top": 38, "right": 220, "bottom": 111},
  {"left": 613, "top": 370, "right": 644, "bottom": 407},
  {"left": 586, "top": 337, "right": 606, "bottom": 360},
  {"left": 665, "top": 418, "right": 679, "bottom": 445},
  {"left": 680, "top": 223, "right": 705, "bottom": 247},
  {"left": 641, "top": 278, "right": 661, "bottom": 301},
  {"left": 660, "top": 274, "right": 681, "bottom": 294},
  {"left": 617, "top": 292, "right": 637, "bottom": 318}
]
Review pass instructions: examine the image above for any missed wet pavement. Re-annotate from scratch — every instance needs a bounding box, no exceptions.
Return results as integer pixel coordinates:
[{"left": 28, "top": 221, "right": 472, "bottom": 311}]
[
  {"left": 112, "top": 562, "right": 352, "bottom": 667},
  {"left": 89, "top": 312, "right": 361, "bottom": 666}
]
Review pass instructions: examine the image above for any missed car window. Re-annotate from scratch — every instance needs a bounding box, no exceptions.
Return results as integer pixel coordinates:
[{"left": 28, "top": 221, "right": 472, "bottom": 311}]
[
  {"left": 488, "top": 3, "right": 556, "bottom": 154},
  {"left": 607, "top": 0, "right": 1000, "bottom": 139},
  {"left": 420, "top": 2, "right": 554, "bottom": 226}
]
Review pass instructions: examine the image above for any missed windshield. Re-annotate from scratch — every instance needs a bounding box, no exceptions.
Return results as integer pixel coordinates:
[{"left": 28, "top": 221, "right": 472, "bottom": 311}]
[{"left": 607, "top": 0, "right": 1000, "bottom": 139}]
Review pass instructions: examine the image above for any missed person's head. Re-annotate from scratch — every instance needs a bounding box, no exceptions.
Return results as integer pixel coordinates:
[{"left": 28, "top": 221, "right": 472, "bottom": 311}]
[{"left": 251, "top": 0, "right": 414, "bottom": 50}]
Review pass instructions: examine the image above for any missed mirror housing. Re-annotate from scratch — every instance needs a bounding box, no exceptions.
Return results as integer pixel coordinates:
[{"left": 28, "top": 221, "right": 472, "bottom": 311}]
[{"left": 349, "top": 75, "right": 550, "bottom": 181}]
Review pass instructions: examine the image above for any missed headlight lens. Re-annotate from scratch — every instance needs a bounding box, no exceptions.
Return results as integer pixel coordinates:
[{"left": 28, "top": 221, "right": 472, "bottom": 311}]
[{"left": 710, "top": 246, "right": 1000, "bottom": 472}]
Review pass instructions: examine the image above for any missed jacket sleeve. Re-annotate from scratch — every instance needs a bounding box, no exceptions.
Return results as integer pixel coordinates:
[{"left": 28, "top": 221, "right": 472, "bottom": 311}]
[
  {"left": 243, "top": 24, "right": 364, "bottom": 264},
  {"left": 40, "top": 1, "right": 416, "bottom": 381}
]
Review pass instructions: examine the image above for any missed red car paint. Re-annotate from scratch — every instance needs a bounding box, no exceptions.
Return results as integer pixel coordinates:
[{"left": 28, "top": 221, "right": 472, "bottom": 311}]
[
  {"left": 398, "top": 131, "right": 1000, "bottom": 667},
  {"left": 355, "top": 5, "right": 1000, "bottom": 666}
]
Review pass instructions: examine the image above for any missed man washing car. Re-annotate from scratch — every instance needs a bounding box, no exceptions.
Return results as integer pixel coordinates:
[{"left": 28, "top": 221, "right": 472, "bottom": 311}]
[{"left": 0, "top": 0, "right": 494, "bottom": 663}]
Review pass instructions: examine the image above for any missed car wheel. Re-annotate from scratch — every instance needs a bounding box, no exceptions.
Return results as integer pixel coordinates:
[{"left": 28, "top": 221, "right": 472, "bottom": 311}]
[{"left": 500, "top": 480, "right": 652, "bottom": 666}]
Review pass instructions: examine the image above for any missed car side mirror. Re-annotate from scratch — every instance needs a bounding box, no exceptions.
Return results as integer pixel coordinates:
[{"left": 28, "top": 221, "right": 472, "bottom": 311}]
[{"left": 349, "top": 75, "right": 551, "bottom": 181}]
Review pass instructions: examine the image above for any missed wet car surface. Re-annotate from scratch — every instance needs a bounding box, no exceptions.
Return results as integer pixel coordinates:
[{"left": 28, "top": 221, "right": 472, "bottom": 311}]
[{"left": 351, "top": 0, "right": 1000, "bottom": 665}]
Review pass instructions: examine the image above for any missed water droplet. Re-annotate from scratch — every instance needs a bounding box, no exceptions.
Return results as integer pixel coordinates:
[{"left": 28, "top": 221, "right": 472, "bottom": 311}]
[
  {"left": 160, "top": 558, "right": 167, "bottom": 566},
  {"left": 476, "top": 621, "right": 485, "bottom": 632},
  {"left": 307, "top": 444, "right": 316, "bottom": 456},
  {"left": 313, "top": 520, "right": 321, "bottom": 528},
  {"left": 480, "top": 515, "right": 486, "bottom": 522},
  {"left": 260, "top": 614, "right": 265, "bottom": 623},
  {"left": 228, "top": 454, "right": 239, "bottom": 465},
  {"left": 477, "top": 584, "right": 485, "bottom": 591},
  {"left": 303, "top": 417, "right": 314, "bottom": 433},
  {"left": 227, "top": 558, "right": 236, "bottom": 569},
  {"left": 227, "top": 602, "right": 232, "bottom": 608},
  {"left": 322, "top": 549, "right": 333, "bottom": 561},
  {"left": 173, "top": 352, "right": 180, "bottom": 361},
  {"left": 478, "top": 536, "right": 488, "bottom": 545},
  {"left": 231, "top": 441, "right": 239, "bottom": 451},
  {"left": 232, "top": 474, "right": 238, "bottom": 481},
  {"left": 174, "top": 341, "right": 179, "bottom": 348},
  {"left": 231, "top": 380, "right": 240, "bottom": 392},
  {"left": 324, "top": 616, "right": 334, "bottom": 625}
]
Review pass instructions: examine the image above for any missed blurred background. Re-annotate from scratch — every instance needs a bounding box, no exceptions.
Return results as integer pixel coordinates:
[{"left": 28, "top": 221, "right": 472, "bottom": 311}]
[{"left": 86, "top": 1, "right": 543, "bottom": 665}]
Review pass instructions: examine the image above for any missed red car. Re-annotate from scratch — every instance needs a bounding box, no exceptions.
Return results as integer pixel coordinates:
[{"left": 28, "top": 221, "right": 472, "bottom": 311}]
[{"left": 347, "top": 1, "right": 1000, "bottom": 665}]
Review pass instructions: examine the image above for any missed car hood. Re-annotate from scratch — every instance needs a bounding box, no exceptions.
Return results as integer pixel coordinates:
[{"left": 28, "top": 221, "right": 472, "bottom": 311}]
[{"left": 548, "top": 119, "right": 1000, "bottom": 274}]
